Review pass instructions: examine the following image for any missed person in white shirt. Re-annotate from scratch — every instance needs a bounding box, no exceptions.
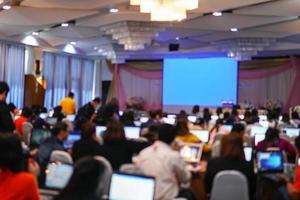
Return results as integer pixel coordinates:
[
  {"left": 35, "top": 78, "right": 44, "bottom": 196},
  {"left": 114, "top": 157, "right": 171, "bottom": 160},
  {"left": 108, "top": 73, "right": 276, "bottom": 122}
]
[{"left": 134, "top": 124, "right": 191, "bottom": 200}]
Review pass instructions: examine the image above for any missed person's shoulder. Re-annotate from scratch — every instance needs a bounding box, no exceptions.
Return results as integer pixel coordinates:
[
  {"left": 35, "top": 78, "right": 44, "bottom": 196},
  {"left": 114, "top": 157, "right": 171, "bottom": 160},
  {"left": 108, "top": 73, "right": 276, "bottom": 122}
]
[{"left": 15, "top": 172, "right": 36, "bottom": 183}]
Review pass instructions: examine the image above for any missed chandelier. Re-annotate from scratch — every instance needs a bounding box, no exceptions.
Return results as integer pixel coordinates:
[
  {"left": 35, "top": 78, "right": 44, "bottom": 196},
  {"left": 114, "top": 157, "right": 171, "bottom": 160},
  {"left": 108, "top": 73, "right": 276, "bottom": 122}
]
[
  {"left": 212, "top": 38, "right": 276, "bottom": 61},
  {"left": 101, "top": 21, "right": 165, "bottom": 51},
  {"left": 130, "top": 0, "right": 199, "bottom": 21}
]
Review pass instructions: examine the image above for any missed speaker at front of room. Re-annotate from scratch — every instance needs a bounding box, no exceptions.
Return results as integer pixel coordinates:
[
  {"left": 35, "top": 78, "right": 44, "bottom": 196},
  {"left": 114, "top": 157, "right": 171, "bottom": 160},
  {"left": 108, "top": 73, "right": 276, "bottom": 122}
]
[{"left": 169, "top": 43, "right": 180, "bottom": 52}]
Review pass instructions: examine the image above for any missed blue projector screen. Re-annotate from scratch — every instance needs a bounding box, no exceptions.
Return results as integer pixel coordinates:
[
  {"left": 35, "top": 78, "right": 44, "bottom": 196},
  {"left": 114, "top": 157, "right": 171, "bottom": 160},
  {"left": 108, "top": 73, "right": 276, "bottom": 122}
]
[{"left": 163, "top": 58, "right": 238, "bottom": 113}]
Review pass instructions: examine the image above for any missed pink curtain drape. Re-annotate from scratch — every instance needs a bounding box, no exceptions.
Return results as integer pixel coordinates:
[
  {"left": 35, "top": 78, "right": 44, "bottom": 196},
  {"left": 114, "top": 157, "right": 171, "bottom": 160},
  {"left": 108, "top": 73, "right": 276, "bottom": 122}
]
[
  {"left": 239, "top": 57, "right": 300, "bottom": 112},
  {"left": 111, "top": 58, "right": 300, "bottom": 112},
  {"left": 112, "top": 63, "right": 162, "bottom": 110}
]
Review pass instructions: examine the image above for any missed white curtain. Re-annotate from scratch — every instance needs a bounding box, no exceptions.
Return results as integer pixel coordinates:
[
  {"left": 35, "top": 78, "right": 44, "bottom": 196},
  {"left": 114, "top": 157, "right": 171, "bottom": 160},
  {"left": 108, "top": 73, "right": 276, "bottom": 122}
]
[
  {"left": 81, "top": 60, "right": 94, "bottom": 105},
  {"left": 238, "top": 68, "right": 295, "bottom": 107},
  {"left": 0, "top": 42, "right": 25, "bottom": 108},
  {"left": 43, "top": 52, "right": 96, "bottom": 109}
]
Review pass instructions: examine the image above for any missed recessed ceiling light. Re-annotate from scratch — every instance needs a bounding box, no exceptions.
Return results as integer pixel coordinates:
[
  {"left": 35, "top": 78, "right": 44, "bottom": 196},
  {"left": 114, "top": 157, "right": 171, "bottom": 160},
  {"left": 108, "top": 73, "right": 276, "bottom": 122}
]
[
  {"left": 3, "top": 5, "right": 11, "bottom": 10},
  {"left": 94, "top": 47, "right": 98, "bottom": 50},
  {"left": 175, "top": 37, "right": 180, "bottom": 40},
  {"left": 98, "top": 49, "right": 103, "bottom": 53},
  {"left": 70, "top": 42, "right": 76, "bottom": 45},
  {"left": 212, "top": 12, "right": 222, "bottom": 17},
  {"left": 32, "top": 32, "right": 39, "bottom": 36},
  {"left": 61, "top": 23, "right": 69, "bottom": 27},
  {"left": 230, "top": 28, "right": 238, "bottom": 32},
  {"left": 110, "top": 8, "right": 119, "bottom": 13}
]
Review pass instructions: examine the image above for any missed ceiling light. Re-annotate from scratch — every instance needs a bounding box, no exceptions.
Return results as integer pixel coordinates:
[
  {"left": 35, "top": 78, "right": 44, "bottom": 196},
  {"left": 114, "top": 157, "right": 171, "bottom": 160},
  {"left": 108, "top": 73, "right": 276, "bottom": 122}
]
[
  {"left": 212, "top": 12, "right": 222, "bottom": 17},
  {"left": 110, "top": 8, "right": 119, "bottom": 13},
  {"left": 94, "top": 47, "right": 98, "bottom": 50},
  {"left": 230, "top": 28, "right": 238, "bottom": 32},
  {"left": 70, "top": 42, "right": 76, "bottom": 45},
  {"left": 131, "top": 0, "right": 199, "bottom": 21},
  {"left": 22, "top": 35, "right": 39, "bottom": 46},
  {"left": 176, "top": 37, "right": 180, "bottom": 40},
  {"left": 31, "top": 32, "right": 39, "bottom": 36},
  {"left": 61, "top": 23, "right": 69, "bottom": 27},
  {"left": 3, "top": 5, "right": 11, "bottom": 10}
]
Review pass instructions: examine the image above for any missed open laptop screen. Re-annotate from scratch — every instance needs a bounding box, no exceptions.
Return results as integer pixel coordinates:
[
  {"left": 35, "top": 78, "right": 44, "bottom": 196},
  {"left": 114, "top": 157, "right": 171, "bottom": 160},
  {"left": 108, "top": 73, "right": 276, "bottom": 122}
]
[
  {"left": 66, "top": 115, "right": 75, "bottom": 122},
  {"left": 190, "top": 130, "right": 209, "bottom": 143},
  {"left": 284, "top": 128, "right": 300, "bottom": 138},
  {"left": 96, "top": 126, "right": 107, "bottom": 137},
  {"left": 251, "top": 126, "right": 268, "bottom": 137},
  {"left": 45, "top": 163, "right": 73, "bottom": 190},
  {"left": 256, "top": 151, "right": 284, "bottom": 173},
  {"left": 109, "top": 173, "right": 155, "bottom": 200},
  {"left": 63, "top": 133, "right": 80, "bottom": 149},
  {"left": 124, "top": 127, "right": 140, "bottom": 139},
  {"left": 179, "top": 143, "right": 203, "bottom": 163}
]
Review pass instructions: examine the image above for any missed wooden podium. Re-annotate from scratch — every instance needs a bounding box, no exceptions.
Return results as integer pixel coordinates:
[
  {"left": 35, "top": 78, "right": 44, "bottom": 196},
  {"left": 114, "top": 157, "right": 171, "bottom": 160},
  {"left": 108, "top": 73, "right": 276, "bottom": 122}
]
[{"left": 24, "top": 75, "right": 45, "bottom": 107}]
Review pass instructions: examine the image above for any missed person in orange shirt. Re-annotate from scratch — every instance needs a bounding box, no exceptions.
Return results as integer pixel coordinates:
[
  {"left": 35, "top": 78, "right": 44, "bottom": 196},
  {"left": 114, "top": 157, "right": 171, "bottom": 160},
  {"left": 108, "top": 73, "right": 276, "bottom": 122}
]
[
  {"left": 0, "top": 133, "right": 40, "bottom": 200},
  {"left": 14, "top": 107, "right": 32, "bottom": 136},
  {"left": 60, "top": 92, "right": 77, "bottom": 115}
]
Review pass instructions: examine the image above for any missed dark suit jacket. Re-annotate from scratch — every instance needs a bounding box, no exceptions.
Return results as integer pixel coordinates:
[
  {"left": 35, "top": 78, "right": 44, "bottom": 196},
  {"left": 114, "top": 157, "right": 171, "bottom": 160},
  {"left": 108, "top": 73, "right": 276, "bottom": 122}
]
[{"left": 0, "top": 101, "right": 15, "bottom": 132}]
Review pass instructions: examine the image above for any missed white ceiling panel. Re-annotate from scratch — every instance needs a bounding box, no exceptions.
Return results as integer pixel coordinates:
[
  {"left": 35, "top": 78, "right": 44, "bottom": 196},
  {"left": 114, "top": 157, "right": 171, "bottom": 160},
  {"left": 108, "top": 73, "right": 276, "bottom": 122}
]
[
  {"left": 0, "top": 7, "right": 98, "bottom": 26},
  {"left": 21, "top": 0, "right": 128, "bottom": 10},
  {"left": 0, "top": 24, "right": 46, "bottom": 36},
  {"left": 254, "top": 19, "right": 300, "bottom": 33},
  {"left": 234, "top": 0, "right": 300, "bottom": 17},
  {"left": 179, "top": 13, "right": 295, "bottom": 31}
]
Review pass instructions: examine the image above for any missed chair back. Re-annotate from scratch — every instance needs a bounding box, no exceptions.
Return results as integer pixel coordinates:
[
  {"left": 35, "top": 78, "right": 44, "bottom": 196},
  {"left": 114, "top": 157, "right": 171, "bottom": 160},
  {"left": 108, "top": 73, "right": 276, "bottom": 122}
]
[
  {"left": 22, "top": 122, "right": 33, "bottom": 146},
  {"left": 50, "top": 150, "right": 73, "bottom": 164},
  {"left": 210, "top": 170, "right": 249, "bottom": 200},
  {"left": 93, "top": 156, "right": 113, "bottom": 199}
]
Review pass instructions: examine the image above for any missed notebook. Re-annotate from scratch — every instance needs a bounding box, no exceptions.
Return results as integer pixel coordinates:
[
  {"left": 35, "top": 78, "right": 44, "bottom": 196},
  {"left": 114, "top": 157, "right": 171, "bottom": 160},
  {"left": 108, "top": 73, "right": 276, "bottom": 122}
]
[{"left": 109, "top": 173, "right": 156, "bottom": 200}]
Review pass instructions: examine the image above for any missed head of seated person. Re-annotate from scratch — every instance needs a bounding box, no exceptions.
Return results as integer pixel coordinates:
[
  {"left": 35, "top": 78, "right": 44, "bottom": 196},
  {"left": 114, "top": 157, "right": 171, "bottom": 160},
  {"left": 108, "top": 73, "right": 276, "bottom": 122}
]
[
  {"left": 52, "top": 122, "right": 70, "bottom": 142},
  {"left": 142, "top": 125, "right": 159, "bottom": 144},
  {"left": 175, "top": 118, "right": 190, "bottom": 136},
  {"left": 295, "top": 136, "right": 300, "bottom": 156},
  {"left": 177, "top": 110, "right": 188, "bottom": 120},
  {"left": 158, "top": 124, "right": 177, "bottom": 145},
  {"left": 80, "top": 122, "right": 97, "bottom": 141},
  {"left": 244, "top": 110, "right": 253, "bottom": 125},
  {"left": 216, "top": 107, "right": 223, "bottom": 116},
  {"left": 231, "top": 123, "right": 246, "bottom": 136},
  {"left": 0, "top": 133, "right": 25, "bottom": 173},
  {"left": 192, "top": 105, "right": 200, "bottom": 114},
  {"left": 21, "top": 107, "right": 33, "bottom": 119},
  {"left": 220, "top": 134, "right": 245, "bottom": 161},
  {"left": 120, "top": 110, "right": 135, "bottom": 126},
  {"left": 282, "top": 113, "right": 291, "bottom": 124},
  {"left": 259, "top": 128, "right": 280, "bottom": 149},
  {"left": 102, "top": 119, "right": 126, "bottom": 144},
  {"left": 55, "top": 156, "right": 111, "bottom": 200}
]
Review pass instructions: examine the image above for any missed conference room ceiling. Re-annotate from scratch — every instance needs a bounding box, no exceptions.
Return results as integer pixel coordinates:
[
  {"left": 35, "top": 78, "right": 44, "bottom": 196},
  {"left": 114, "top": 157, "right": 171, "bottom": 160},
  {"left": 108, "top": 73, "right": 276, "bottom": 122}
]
[{"left": 1, "top": 0, "right": 300, "bottom": 60}]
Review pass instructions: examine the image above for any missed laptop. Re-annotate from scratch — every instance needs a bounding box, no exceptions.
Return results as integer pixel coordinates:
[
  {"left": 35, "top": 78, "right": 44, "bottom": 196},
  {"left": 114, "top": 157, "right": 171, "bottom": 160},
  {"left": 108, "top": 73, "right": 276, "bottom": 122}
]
[
  {"left": 46, "top": 117, "right": 58, "bottom": 126},
  {"left": 30, "top": 129, "right": 52, "bottom": 148},
  {"left": 66, "top": 115, "right": 76, "bottom": 122},
  {"left": 284, "top": 128, "right": 300, "bottom": 138},
  {"left": 179, "top": 143, "right": 203, "bottom": 164},
  {"left": 40, "top": 113, "right": 48, "bottom": 119},
  {"left": 254, "top": 133, "right": 265, "bottom": 146},
  {"left": 96, "top": 126, "right": 107, "bottom": 137},
  {"left": 190, "top": 130, "right": 209, "bottom": 143},
  {"left": 256, "top": 151, "right": 284, "bottom": 173},
  {"left": 140, "top": 117, "right": 149, "bottom": 123},
  {"left": 162, "top": 117, "right": 176, "bottom": 125},
  {"left": 244, "top": 147, "right": 253, "bottom": 162},
  {"left": 109, "top": 173, "right": 156, "bottom": 200},
  {"left": 222, "top": 125, "right": 233, "bottom": 132},
  {"left": 124, "top": 126, "right": 141, "bottom": 139},
  {"left": 45, "top": 163, "right": 74, "bottom": 190},
  {"left": 63, "top": 133, "right": 80, "bottom": 149},
  {"left": 188, "top": 116, "right": 197, "bottom": 123},
  {"left": 251, "top": 126, "right": 267, "bottom": 137}
]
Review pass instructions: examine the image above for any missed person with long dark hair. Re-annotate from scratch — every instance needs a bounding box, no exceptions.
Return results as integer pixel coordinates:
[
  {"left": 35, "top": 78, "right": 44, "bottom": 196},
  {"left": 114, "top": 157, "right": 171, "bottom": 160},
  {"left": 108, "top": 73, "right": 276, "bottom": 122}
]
[{"left": 0, "top": 134, "right": 40, "bottom": 200}]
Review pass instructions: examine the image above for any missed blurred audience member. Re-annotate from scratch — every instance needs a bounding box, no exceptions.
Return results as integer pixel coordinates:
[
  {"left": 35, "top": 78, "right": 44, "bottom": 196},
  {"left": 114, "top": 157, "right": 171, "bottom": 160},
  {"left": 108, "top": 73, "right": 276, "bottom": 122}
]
[
  {"left": 60, "top": 92, "right": 76, "bottom": 115},
  {"left": 0, "top": 81, "right": 15, "bottom": 133},
  {"left": 134, "top": 124, "right": 191, "bottom": 200},
  {"left": 0, "top": 134, "right": 40, "bottom": 200},
  {"left": 15, "top": 107, "right": 32, "bottom": 136}
]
